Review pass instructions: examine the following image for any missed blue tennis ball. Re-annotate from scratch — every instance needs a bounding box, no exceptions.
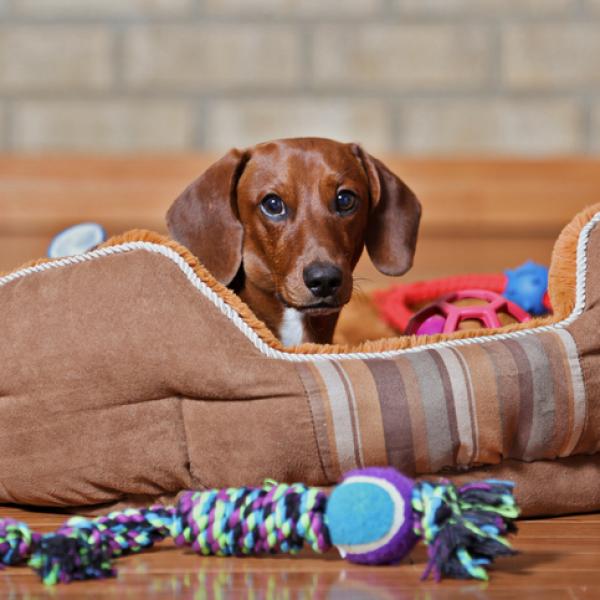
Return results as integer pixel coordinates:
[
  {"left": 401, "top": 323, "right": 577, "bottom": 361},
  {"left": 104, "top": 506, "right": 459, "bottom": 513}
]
[{"left": 326, "top": 467, "right": 418, "bottom": 565}]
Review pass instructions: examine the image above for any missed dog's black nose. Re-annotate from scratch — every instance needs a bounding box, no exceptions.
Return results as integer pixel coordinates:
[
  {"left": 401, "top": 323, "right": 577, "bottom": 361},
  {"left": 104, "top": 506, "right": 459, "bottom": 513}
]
[{"left": 303, "top": 263, "right": 342, "bottom": 298}]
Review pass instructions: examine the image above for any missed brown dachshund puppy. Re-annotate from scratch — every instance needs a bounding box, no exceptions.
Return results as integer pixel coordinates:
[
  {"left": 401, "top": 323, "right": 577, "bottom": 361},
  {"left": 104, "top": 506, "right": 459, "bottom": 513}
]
[{"left": 167, "top": 137, "right": 421, "bottom": 346}]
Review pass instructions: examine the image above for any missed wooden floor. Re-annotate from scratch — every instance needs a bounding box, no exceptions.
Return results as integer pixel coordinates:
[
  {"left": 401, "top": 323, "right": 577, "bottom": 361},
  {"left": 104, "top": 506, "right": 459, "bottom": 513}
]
[{"left": 0, "top": 506, "right": 598, "bottom": 599}]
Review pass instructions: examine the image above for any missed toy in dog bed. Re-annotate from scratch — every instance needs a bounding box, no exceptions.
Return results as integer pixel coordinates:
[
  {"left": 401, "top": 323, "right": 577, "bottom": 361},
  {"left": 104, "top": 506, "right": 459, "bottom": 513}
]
[
  {"left": 0, "top": 467, "right": 518, "bottom": 585},
  {"left": 404, "top": 289, "right": 532, "bottom": 336},
  {"left": 47, "top": 223, "right": 107, "bottom": 258},
  {"left": 375, "top": 260, "right": 551, "bottom": 334}
]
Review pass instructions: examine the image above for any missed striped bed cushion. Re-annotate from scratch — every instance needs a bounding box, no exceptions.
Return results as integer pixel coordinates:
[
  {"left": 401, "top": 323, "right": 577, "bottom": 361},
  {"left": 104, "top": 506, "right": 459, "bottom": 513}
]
[{"left": 296, "top": 328, "right": 586, "bottom": 481}]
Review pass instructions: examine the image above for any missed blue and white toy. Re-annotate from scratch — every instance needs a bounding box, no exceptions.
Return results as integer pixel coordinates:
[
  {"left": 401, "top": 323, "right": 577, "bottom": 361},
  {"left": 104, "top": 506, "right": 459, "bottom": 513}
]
[{"left": 48, "top": 223, "right": 107, "bottom": 259}]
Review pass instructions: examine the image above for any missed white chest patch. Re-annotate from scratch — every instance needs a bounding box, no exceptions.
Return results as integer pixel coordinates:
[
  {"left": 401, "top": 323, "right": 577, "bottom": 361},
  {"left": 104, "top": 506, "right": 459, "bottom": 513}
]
[{"left": 279, "top": 308, "right": 305, "bottom": 347}]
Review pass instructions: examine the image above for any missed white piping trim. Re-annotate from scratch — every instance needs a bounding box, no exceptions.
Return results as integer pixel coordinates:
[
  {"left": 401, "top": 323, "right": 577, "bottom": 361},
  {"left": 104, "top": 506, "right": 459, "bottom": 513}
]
[{"left": 1, "top": 212, "right": 598, "bottom": 363}]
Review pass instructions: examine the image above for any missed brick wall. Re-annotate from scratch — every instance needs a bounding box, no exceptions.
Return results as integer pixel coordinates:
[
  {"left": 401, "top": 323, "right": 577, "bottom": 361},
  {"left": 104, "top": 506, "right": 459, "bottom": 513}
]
[{"left": 0, "top": 0, "right": 599, "bottom": 154}]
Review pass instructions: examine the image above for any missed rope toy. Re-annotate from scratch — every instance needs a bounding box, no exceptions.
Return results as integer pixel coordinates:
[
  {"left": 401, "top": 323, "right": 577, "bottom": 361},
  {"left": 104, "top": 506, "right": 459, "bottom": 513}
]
[{"left": 0, "top": 467, "right": 519, "bottom": 585}]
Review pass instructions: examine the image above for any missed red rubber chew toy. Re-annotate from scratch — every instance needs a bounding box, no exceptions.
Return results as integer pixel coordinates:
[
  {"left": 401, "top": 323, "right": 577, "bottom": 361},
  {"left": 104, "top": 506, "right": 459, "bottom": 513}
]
[
  {"left": 405, "top": 289, "right": 531, "bottom": 336},
  {"left": 373, "top": 274, "right": 506, "bottom": 333}
]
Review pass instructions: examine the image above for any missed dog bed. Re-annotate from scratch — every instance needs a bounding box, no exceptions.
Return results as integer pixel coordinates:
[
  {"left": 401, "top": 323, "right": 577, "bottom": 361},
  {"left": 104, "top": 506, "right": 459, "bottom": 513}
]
[{"left": 1, "top": 205, "right": 600, "bottom": 517}]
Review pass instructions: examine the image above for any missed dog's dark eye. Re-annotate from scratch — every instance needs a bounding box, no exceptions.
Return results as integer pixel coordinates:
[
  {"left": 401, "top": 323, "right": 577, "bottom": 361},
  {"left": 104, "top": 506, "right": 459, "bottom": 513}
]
[
  {"left": 335, "top": 190, "right": 358, "bottom": 215},
  {"left": 260, "top": 194, "right": 287, "bottom": 219}
]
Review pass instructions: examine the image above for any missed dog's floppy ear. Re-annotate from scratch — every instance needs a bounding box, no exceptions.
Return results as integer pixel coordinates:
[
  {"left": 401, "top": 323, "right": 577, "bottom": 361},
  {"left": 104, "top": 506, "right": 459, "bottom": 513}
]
[
  {"left": 166, "top": 148, "right": 250, "bottom": 284},
  {"left": 353, "top": 145, "right": 421, "bottom": 276}
]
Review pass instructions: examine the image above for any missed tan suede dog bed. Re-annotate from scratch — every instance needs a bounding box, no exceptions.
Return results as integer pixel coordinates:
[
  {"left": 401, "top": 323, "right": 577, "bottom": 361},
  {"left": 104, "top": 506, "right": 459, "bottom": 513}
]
[{"left": 1, "top": 205, "right": 600, "bottom": 517}]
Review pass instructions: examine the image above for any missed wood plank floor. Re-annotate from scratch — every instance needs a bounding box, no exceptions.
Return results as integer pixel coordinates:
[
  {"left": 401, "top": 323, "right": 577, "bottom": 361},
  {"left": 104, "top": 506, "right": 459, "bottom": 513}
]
[{"left": 1, "top": 506, "right": 599, "bottom": 599}]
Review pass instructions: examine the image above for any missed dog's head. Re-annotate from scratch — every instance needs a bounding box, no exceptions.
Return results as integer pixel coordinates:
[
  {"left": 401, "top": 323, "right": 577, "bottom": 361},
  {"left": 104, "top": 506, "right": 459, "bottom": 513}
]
[{"left": 167, "top": 137, "right": 421, "bottom": 316}]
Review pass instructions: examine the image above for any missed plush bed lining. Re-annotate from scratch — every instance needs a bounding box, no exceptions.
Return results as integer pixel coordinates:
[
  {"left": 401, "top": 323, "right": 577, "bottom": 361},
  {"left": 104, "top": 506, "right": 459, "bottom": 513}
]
[{"left": 1, "top": 206, "right": 598, "bottom": 362}]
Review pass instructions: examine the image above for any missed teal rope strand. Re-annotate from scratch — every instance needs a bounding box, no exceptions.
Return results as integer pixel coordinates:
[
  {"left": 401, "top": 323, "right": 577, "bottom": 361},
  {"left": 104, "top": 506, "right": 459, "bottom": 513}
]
[
  {"left": 412, "top": 479, "right": 519, "bottom": 581},
  {"left": 0, "top": 481, "right": 330, "bottom": 585}
]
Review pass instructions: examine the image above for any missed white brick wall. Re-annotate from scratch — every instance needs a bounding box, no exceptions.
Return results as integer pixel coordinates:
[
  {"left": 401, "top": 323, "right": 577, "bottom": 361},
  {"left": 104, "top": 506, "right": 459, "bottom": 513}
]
[
  {"left": 0, "top": 0, "right": 599, "bottom": 154},
  {"left": 504, "top": 24, "right": 600, "bottom": 89},
  {"left": 394, "top": 0, "right": 577, "bottom": 15},
  {"left": 584, "top": 0, "right": 600, "bottom": 12},
  {"left": 0, "top": 27, "right": 113, "bottom": 92},
  {"left": 124, "top": 25, "right": 302, "bottom": 91},
  {"left": 12, "top": 100, "right": 194, "bottom": 151},
  {"left": 398, "top": 100, "right": 582, "bottom": 155},
  {"left": 205, "top": 99, "right": 390, "bottom": 152},
  {"left": 312, "top": 25, "right": 492, "bottom": 90},
  {"left": 204, "top": 0, "right": 383, "bottom": 16},
  {"left": 14, "top": 0, "right": 193, "bottom": 16}
]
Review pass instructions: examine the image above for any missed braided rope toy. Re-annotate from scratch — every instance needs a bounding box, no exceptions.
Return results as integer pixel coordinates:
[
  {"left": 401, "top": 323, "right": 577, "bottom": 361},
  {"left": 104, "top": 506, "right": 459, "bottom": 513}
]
[{"left": 0, "top": 467, "right": 519, "bottom": 586}]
